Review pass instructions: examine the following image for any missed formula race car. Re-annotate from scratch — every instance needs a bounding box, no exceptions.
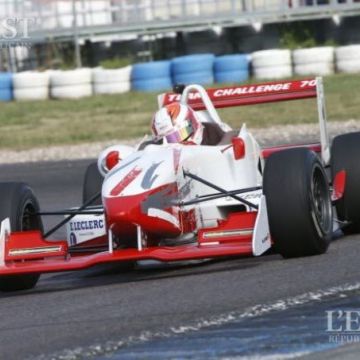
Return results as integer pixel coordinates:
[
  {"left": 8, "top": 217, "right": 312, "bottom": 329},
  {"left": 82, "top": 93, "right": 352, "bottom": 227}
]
[{"left": 0, "top": 77, "right": 360, "bottom": 292}]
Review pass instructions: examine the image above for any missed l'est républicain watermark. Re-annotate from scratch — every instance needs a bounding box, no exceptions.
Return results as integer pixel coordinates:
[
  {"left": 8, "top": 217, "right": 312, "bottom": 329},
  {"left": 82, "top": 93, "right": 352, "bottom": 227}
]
[
  {"left": 327, "top": 310, "right": 360, "bottom": 344},
  {"left": 0, "top": 17, "right": 36, "bottom": 48}
]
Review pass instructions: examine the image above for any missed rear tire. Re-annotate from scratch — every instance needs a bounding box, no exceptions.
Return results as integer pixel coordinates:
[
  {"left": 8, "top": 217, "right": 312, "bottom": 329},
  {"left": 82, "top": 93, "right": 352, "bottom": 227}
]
[
  {"left": 263, "top": 148, "right": 332, "bottom": 258},
  {"left": 82, "top": 162, "right": 103, "bottom": 205},
  {"left": 331, "top": 132, "right": 360, "bottom": 234},
  {"left": 0, "top": 183, "right": 43, "bottom": 291}
]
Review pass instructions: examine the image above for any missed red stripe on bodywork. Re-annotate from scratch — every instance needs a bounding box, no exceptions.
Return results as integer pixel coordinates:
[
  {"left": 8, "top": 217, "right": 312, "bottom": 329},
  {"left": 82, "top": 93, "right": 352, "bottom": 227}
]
[
  {"left": 110, "top": 167, "right": 142, "bottom": 196},
  {"left": 105, "top": 183, "right": 181, "bottom": 238}
]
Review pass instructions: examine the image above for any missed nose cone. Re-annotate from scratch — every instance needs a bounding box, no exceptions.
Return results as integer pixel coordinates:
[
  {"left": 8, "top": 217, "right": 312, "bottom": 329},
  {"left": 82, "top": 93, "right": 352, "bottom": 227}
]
[
  {"left": 102, "top": 148, "right": 181, "bottom": 238},
  {"left": 104, "top": 183, "right": 181, "bottom": 238}
]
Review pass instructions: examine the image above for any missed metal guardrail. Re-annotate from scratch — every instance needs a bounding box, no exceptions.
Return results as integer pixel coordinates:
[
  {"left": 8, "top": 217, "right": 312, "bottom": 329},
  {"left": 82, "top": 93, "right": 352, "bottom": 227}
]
[{"left": 0, "top": 0, "right": 360, "bottom": 42}]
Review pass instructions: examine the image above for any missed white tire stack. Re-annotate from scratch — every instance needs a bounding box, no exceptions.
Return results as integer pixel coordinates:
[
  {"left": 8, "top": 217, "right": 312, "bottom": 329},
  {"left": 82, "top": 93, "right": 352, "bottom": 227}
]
[
  {"left": 13, "top": 72, "right": 49, "bottom": 101},
  {"left": 335, "top": 45, "right": 360, "bottom": 74},
  {"left": 293, "top": 47, "right": 334, "bottom": 76},
  {"left": 92, "top": 66, "right": 132, "bottom": 95},
  {"left": 251, "top": 49, "right": 292, "bottom": 79},
  {"left": 50, "top": 69, "right": 92, "bottom": 99}
]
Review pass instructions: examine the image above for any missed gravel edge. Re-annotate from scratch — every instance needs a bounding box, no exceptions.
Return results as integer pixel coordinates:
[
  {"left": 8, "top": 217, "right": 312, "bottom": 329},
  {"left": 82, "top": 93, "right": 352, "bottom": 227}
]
[{"left": 1, "top": 120, "right": 359, "bottom": 164}]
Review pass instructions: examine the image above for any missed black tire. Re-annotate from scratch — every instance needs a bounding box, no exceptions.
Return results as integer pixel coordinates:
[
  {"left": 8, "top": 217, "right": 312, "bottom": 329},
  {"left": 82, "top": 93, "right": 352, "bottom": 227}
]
[
  {"left": 0, "top": 183, "right": 43, "bottom": 291},
  {"left": 263, "top": 148, "right": 332, "bottom": 258},
  {"left": 331, "top": 132, "right": 360, "bottom": 234},
  {"left": 83, "top": 162, "right": 103, "bottom": 205}
]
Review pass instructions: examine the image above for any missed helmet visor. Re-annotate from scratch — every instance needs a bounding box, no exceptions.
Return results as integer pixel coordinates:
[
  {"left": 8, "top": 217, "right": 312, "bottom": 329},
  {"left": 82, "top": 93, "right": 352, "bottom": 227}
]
[{"left": 165, "top": 124, "right": 193, "bottom": 143}]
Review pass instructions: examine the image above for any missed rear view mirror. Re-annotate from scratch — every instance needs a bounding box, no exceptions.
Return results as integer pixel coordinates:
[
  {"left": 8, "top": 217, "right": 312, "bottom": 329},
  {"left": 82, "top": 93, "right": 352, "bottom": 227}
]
[{"left": 232, "top": 137, "right": 245, "bottom": 160}]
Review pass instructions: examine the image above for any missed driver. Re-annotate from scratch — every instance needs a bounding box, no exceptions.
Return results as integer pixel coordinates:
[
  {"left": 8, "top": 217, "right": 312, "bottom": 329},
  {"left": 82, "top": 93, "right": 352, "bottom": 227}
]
[
  {"left": 151, "top": 102, "right": 204, "bottom": 145},
  {"left": 151, "top": 102, "right": 226, "bottom": 145}
]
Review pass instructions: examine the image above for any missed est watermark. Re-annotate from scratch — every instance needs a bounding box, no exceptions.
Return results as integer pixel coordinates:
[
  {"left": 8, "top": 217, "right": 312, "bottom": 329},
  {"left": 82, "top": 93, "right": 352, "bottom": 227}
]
[
  {"left": 0, "top": 17, "right": 36, "bottom": 48},
  {"left": 326, "top": 310, "right": 360, "bottom": 344}
]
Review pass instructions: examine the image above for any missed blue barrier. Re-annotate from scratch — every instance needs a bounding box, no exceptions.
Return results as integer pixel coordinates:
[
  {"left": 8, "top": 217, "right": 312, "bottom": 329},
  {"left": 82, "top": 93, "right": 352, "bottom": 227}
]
[
  {"left": 214, "top": 55, "right": 249, "bottom": 72},
  {"left": 171, "top": 54, "right": 214, "bottom": 75},
  {"left": 173, "top": 72, "right": 214, "bottom": 86},
  {"left": 214, "top": 70, "right": 249, "bottom": 84},
  {"left": 0, "top": 73, "right": 13, "bottom": 101},
  {"left": 132, "top": 77, "right": 173, "bottom": 92},
  {"left": 0, "top": 89, "right": 13, "bottom": 102},
  {"left": 131, "top": 61, "right": 171, "bottom": 81}
]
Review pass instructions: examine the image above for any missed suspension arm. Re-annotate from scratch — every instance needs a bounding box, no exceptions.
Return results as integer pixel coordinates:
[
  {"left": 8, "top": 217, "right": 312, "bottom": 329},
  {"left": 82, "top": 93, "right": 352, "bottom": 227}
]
[
  {"left": 183, "top": 170, "right": 259, "bottom": 210},
  {"left": 178, "top": 186, "right": 262, "bottom": 206},
  {"left": 43, "top": 191, "right": 101, "bottom": 238}
]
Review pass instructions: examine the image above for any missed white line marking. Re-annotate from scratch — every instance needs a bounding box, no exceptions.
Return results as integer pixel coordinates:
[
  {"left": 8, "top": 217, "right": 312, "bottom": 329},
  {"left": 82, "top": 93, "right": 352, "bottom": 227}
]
[{"left": 33, "top": 282, "right": 360, "bottom": 360}]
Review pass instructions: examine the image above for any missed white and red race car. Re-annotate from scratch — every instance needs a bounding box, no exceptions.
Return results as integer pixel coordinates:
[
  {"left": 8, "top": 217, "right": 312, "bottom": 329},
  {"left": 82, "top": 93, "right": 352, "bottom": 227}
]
[{"left": 0, "top": 77, "right": 359, "bottom": 292}]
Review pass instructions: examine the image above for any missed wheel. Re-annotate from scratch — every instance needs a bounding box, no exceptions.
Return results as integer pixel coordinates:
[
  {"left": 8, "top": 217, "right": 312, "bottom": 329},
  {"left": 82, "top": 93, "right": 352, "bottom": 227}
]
[
  {"left": 331, "top": 132, "right": 360, "bottom": 234},
  {"left": 0, "top": 183, "right": 43, "bottom": 291},
  {"left": 83, "top": 162, "right": 103, "bottom": 205},
  {"left": 263, "top": 148, "right": 332, "bottom": 258}
]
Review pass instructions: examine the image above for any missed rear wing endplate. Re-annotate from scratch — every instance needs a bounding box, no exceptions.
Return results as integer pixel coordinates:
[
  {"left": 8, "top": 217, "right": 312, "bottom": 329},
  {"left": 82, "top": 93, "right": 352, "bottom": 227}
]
[{"left": 158, "top": 78, "right": 330, "bottom": 164}]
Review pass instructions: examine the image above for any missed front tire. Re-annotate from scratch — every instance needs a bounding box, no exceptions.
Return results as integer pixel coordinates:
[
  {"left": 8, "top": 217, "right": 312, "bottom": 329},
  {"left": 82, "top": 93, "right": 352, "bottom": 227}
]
[
  {"left": 331, "top": 132, "right": 360, "bottom": 234},
  {"left": 263, "top": 148, "right": 332, "bottom": 258},
  {"left": 0, "top": 183, "right": 43, "bottom": 291}
]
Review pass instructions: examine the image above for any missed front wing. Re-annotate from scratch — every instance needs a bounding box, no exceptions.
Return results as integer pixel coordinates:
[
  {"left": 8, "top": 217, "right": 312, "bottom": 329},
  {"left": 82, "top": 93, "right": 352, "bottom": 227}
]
[{"left": 0, "top": 198, "right": 271, "bottom": 276}]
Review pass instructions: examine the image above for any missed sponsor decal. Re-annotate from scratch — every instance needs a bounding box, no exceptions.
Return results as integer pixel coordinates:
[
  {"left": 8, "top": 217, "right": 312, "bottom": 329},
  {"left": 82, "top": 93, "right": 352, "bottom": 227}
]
[
  {"left": 69, "top": 219, "right": 104, "bottom": 232},
  {"left": 66, "top": 214, "right": 106, "bottom": 246},
  {"left": 163, "top": 79, "right": 317, "bottom": 104},
  {"left": 69, "top": 232, "right": 77, "bottom": 246},
  {"left": 242, "top": 192, "right": 262, "bottom": 200},
  {"left": 213, "top": 83, "right": 292, "bottom": 97},
  {"left": 110, "top": 167, "right": 142, "bottom": 196}
]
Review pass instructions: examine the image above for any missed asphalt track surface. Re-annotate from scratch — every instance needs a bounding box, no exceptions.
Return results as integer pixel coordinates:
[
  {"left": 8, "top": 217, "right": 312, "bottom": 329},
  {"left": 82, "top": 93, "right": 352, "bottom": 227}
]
[{"left": 0, "top": 159, "right": 360, "bottom": 359}]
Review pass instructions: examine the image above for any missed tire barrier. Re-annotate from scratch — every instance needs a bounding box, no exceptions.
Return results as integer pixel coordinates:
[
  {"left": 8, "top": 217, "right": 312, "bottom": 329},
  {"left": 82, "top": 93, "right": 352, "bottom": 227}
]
[
  {"left": 13, "top": 72, "right": 49, "bottom": 101},
  {"left": 132, "top": 77, "right": 173, "bottom": 92},
  {"left": 171, "top": 54, "right": 214, "bottom": 85},
  {"left": 172, "top": 71, "right": 213, "bottom": 86},
  {"left": 214, "top": 70, "right": 249, "bottom": 84},
  {"left": 214, "top": 55, "right": 249, "bottom": 84},
  {"left": 93, "top": 66, "right": 132, "bottom": 95},
  {"left": 50, "top": 69, "right": 93, "bottom": 99},
  {"left": 335, "top": 45, "right": 360, "bottom": 74},
  {"left": 0, "top": 73, "right": 13, "bottom": 102},
  {"left": 293, "top": 47, "right": 334, "bottom": 76},
  {"left": 4, "top": 44, "right": 360, "bottom": 102},
  {"left": 51, "top": 84, "right": 93, "bottom": 99},
  {"left": 131, "top": 61, "right": 172, "bottom": 92},
  {"left": 251, "top": 49, "right": 292, "bottom": 79},
  {"left": 132, "top": 61, "right": 171, "bottom": 80}
]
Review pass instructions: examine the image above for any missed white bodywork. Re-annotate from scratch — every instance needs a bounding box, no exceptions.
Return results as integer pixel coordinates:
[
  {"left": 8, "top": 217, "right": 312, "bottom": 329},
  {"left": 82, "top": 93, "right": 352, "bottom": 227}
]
[
  {"left": 66, "top": 83, "right": 276, "bottom": 255},
  {"left": 99, "top": 86, "right": 270, "bottom": 255}
]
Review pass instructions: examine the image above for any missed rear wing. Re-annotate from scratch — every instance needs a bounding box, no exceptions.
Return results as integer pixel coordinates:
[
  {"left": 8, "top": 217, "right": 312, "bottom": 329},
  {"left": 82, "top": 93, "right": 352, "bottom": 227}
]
[{"left": 158, "top": 78, "right": 330, "bottom": 164}]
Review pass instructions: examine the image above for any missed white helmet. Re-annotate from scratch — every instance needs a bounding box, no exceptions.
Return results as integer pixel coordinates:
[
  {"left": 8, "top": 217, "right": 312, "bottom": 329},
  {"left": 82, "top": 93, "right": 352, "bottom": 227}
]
[{"left": 151, "top": 102, "right": 203, "bottom": 145}]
